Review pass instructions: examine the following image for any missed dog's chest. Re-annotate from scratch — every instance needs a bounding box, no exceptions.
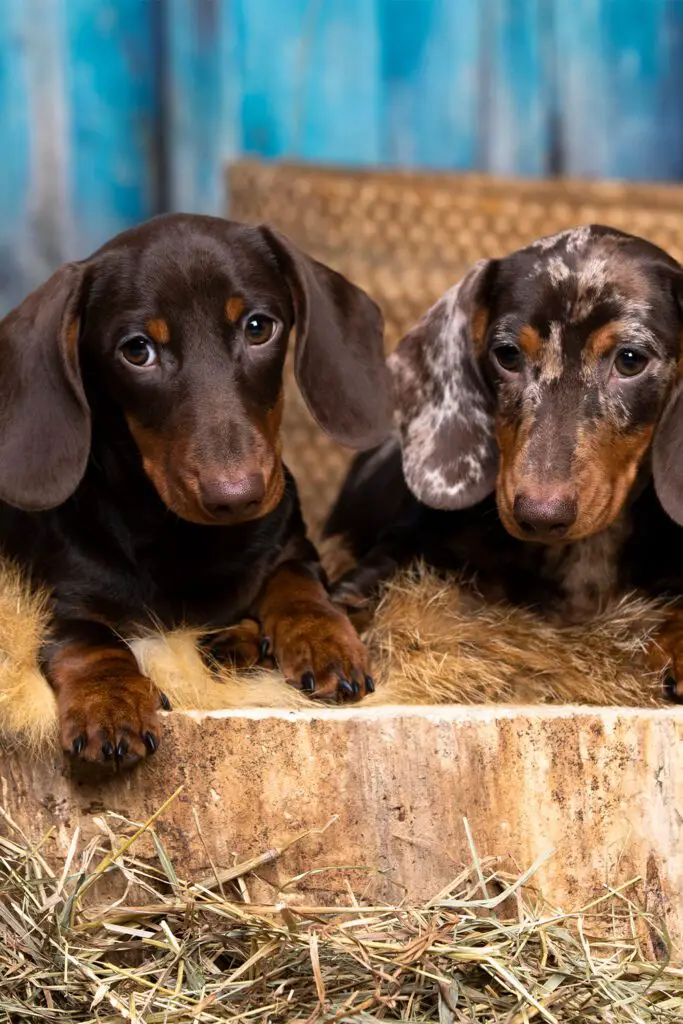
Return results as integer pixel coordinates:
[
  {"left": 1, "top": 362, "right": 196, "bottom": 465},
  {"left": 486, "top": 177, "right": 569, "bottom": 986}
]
[
  {"left": 131, "top": 532, "right": 273, "bottom": 630},
  {"left": 540, "top": 521, "right": 630, "bottom": 624}
]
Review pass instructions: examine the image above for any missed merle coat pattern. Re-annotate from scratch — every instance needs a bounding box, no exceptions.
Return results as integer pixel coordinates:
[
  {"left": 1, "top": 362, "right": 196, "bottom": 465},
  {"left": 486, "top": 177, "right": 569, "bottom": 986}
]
[{"left": 325, "top": 225, "right": 683, "bottom": 697}]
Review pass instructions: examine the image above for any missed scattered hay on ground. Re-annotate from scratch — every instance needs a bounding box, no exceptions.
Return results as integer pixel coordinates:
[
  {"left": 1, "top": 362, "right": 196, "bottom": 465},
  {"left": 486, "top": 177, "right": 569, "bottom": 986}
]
[{"left": 1, "top": 790, "right": 681, "bottom": 1023}]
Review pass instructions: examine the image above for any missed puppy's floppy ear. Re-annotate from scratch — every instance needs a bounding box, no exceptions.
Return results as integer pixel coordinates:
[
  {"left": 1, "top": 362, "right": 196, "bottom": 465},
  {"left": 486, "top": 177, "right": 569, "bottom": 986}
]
[
  {"left": 653, "top": 386, "right": 683, "bottom": 525},
  {"left": 259, "top": 226, "right": 393, "bottom": 449},
  {"left": 0, "top": 262, "right": 91, "bottom": 511},
  {"left": 653, "top": 268, "right": 683, "bottom": 525},
  {"left": 389, "top": 259, "right": 498, "bottom": 510}
]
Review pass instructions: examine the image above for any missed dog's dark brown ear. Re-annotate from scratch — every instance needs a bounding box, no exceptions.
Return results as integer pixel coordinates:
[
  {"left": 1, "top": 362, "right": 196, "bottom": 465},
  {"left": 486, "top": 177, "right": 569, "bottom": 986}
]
[
  {"left": 259, "top": 226, "right": 392, "bottom": 449},
  {"left": 653, "top": 269, "right": 683, "bottom": 525},
  {"left": 389, "top": 260, "right": 498, "bottom": 509},
  {"left": 0, "top": 263, "right": 90, "bottom": 510},
  {"left": 653, "top": 386, "right": 683, "bottom": 525}
]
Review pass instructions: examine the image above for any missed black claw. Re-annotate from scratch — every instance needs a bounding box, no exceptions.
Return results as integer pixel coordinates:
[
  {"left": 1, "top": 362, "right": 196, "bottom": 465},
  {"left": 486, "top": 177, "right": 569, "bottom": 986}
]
[
  {"left": 300, "top": 672, "right": 316, "bottom": 693},
  {"left": 338, "top": 678, "right": 354, "bottom": 697},
  {"left": 115, "top": 739, "right": 129, "bottom": 759},
  {"left": 365, "top": 675, "right": 375, "bottom": 694},
  {"left": 144, "top": 731, "right": 159, "bottom": 754},
  {"left": 159, "top": 692, "right": 172, "bottom": 711},
  {"left": 72, "top": 735, "right": 85, "bottom": 756},
  {"left": 351, "top": 679, "right": 360, "bottom": 697},
  {"left": 101, "top": 741, "right": 115, "bottom": 760},
  {"left": 259, "top": 637, "right": 271, "bottom": 661},
  {"left": 664, "top": 673, "right": 683, "bottom": 703}
]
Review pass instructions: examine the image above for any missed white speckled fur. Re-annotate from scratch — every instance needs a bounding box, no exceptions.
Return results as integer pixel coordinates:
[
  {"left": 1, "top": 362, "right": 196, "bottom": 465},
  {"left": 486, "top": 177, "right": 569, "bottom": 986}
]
[{"left": 389, "top": 262, "right": 497, "bottom": 509}]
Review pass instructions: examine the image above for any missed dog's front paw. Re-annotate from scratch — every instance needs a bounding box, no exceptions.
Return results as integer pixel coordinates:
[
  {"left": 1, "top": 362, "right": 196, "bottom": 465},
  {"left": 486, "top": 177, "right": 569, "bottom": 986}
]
[
  {"left": 267, "top": 603, "right": 375, "bottom": 702},
  {"left": 58, "top": 669, "right": 165, "bottom": 768},
  {"left": 647, "top": 612, "right": 683, "bottom": 703},
  {"left": 200, "top": 617, "right": 275, "bottom": 671}
]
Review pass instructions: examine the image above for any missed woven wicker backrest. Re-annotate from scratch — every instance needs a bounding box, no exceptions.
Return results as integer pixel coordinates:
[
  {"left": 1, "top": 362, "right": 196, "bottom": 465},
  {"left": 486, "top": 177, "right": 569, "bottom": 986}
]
[{"left": 228, "top": 160, "right": 683, "bottom": 534}]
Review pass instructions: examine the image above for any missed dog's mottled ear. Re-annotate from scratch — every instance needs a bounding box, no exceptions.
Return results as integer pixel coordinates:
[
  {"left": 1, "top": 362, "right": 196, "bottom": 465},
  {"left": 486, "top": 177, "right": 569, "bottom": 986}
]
[
  {"left": 389, "top": 260, "right": 498, "bottom": 509},
  {"left": 259, "top": 226, "right": 393, "bottom": 449},
  {"left": 0, "top": 263, "right": 91, "bottom": 510}
]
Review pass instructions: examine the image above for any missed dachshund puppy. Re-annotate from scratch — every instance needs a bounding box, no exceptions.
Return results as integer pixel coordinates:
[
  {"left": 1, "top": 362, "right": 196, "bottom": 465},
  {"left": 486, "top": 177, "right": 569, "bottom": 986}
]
[
  {"left": 325, "top": 225, "right": 683, "bottom": 696},
  {"left": 0, "top": 214, "right": 392, "bottom": 766}
]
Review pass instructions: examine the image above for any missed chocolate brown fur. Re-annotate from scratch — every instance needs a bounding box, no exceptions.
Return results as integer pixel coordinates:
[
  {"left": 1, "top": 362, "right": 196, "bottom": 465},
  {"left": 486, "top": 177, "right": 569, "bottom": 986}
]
[{"left": 0, "top": 214, "right": 392, "bottom": 768}]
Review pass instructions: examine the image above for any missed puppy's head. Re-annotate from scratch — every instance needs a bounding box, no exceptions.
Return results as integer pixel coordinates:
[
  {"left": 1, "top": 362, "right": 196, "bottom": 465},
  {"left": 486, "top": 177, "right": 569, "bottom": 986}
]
[
  {"left": 0, "top": 215, "right": 391, "bottom": 524},
  {"left": 391, "top": 225, "right": 683, "bottom": 542}
]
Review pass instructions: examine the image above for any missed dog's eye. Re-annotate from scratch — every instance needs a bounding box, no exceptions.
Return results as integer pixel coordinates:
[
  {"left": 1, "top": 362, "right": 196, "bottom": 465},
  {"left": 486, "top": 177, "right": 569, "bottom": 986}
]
[
  {"left": 613, "top": 348, "right": 649, "bottom": 378},
  {"left": 244, "top": 314, "right": 277, "bottom": 345},
  {"left": 492, "top": 343, "right": 525, "bottom": 374},
  {"left": 119, "top": 335, "right": 158, "bottom": 368}
]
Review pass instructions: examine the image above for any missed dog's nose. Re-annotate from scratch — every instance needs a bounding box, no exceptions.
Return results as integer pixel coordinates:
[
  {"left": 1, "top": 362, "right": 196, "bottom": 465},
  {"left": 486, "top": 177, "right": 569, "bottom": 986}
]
[
  {"left": 513, "top": 490, "right": 578, "bottom": 537},
  {"left": 200, "top": 473, "right": 266, "bottom": 518}
]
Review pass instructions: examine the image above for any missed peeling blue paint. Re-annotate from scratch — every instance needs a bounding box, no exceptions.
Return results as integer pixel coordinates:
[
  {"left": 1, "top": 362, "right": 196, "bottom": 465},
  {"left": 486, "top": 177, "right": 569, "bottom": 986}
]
[{"left": 2, "top": 0, "right": 683, "bottom": 312}]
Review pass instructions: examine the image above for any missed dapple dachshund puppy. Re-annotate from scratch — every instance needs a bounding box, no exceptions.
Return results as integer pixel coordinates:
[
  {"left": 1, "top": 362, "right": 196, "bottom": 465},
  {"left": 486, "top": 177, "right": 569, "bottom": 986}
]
[
  {"left": 0, "top": 213, "right": 392, "bottom": 767},
  {"left": 325, "top": 225, "right": 683, "bottom": 698}
]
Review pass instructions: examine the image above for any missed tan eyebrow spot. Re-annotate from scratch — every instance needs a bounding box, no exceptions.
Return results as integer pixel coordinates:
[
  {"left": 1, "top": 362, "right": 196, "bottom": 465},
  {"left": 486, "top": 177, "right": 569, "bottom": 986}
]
[
  {"left": 146, "top": 318, "right": 170, "bottom": 344},
  {"left": 584, "top": 321, "right": 623, "bottom": 364},
  {"left": 225, "top": 297, "right": 245, "bottom": 324},
  {"left": 517, "top": 323, "right": 542, "bottom": 358}
]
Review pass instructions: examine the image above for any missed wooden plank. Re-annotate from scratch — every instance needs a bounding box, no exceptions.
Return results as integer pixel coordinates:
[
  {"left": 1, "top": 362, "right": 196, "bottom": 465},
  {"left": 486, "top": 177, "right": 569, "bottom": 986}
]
[
  {"left": 485, "top": 0, "right": 553, "bottom": 177},
  {"left": 5, "top": 705, "right": 683, "bottom": 952},
  {"left": 165, "top": 0, "right": 241, "bottom": 213},
  {"left": 0, "top": 0, "right": 32, "bottom": 312},
  {"left": 378, "top": 0, "right": 480, "bottom": 169},
  {"left": 0, "top": 0, "right": 72, "bottom": 312},
  {"left": 63, "top": 0, "right": 161, "bottom": 256},
  {"left": 236, "top": 0, "right": 380, "bottom": 165},
  {"left": 555, "top": 0, "right": 683, "bottom": 181}
]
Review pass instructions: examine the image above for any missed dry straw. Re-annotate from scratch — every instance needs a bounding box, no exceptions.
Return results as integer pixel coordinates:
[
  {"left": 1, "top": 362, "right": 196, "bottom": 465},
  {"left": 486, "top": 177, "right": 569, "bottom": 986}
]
[{"left": 1, "top": 789, "right": 681, "bottom": 1023}]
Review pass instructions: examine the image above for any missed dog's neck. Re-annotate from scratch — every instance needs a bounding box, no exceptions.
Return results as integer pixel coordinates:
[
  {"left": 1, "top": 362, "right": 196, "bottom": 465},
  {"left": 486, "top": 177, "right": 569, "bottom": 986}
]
[
  {"left": 532, "top": 457, "right": 654, "bottom": 624},
  {"left": 540, "top": 515, "right": 631, "bottom": 625}
]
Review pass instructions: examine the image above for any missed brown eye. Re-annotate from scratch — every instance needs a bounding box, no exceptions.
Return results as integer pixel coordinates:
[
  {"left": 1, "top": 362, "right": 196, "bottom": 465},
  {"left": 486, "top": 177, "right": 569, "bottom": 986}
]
[
  {"left": 244, "top": 314, "right": 277, "bottom": 345},
  {"left": 119, "top": 335, "right": 158, "bottom": 367},
  {"left": 613, "top": 348, "right": 649, "bottom": 378},
  {"left": 492, "top": 343, "right": 525, "bottom": 374}
]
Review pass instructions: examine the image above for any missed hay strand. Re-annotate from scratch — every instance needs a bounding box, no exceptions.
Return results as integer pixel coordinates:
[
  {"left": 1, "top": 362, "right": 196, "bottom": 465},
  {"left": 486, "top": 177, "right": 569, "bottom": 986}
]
[{"left": 0, "top": 796, "right": 680, "bottom": 1022}]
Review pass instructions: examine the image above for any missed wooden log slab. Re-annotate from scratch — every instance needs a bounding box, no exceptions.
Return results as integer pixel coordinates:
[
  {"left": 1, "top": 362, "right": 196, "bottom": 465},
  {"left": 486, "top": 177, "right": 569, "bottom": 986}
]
[{"left": 2, "top": 705, "right": 682, "bottom": 954}]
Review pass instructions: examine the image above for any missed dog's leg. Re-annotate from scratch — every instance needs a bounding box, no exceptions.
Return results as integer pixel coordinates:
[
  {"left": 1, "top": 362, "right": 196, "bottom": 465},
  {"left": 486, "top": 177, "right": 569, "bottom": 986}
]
[
  {"left": 647, "top": 607, "right": 683, "bottom": 702},
  {"left": 331, "top": 546, "right": 407, "bottom": 611},
  {"left": 199, "top": 617, "right": 275, "bottom": 671},
  {"left": 256, "top": 562, "right": 374, "bottom": 702},
  {"left": 41, "top": 622, "right": 168, "bottom": 766}
]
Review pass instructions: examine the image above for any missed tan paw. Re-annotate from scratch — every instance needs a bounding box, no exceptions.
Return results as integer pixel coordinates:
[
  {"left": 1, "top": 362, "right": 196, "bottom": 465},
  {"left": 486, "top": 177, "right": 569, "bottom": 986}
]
[
  {"left": 266, "top": 603, "right": 374, "bottom": 702},
  {"left": 59, "top": 671, "right": 165, "bottom": 768}
]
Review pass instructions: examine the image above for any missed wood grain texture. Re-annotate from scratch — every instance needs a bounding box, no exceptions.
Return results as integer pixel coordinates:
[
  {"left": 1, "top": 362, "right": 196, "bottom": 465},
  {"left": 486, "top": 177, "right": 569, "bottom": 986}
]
[
  {"left": 3, "top": 705, "right": 683, "bottom": 955},
  {"left": 378, "top": 0, "right": 480, "bottom": 169},
  {"left": 3, "top": 0, "right": 683, "bottom": 310},
  {"left": 486, "top": 0, "right": 554, "bottom": 176},
  {"left": 0, "top": 0, "right": 71, "bottom": 310},
  {"left": 555, "top": 0, "right": 683, "bottom": 180},
  {"left": 165, "top": 0, "right": 240, "bottom": 213},
  {"left": 63, "top": 0, "right": 160, "bottom": 255}
]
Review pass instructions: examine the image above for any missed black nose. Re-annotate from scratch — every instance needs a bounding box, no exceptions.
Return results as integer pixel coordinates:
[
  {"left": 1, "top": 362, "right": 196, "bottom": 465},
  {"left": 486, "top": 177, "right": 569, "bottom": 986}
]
[
  {"left": 513, "top": 490, "right": 578, "bottom": 537},
  {"left": 201, "top": 473, "right": 266, "bottom": 518}
]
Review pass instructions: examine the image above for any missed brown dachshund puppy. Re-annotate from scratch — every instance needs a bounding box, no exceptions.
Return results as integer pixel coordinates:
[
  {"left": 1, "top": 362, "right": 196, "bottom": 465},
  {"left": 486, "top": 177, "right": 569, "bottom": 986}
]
[
  {"left": 325, "top": 225, "right": 683, "bottom": 697},
  {"left": 0, "top": 213, "right": 392, "bottom": 766}
]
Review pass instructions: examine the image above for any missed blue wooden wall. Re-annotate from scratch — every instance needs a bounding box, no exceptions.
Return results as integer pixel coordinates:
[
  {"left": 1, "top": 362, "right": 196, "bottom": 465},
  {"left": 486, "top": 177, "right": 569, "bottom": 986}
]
[{"left": 2, "top": 0, "right": 683, "bottom": 314}]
